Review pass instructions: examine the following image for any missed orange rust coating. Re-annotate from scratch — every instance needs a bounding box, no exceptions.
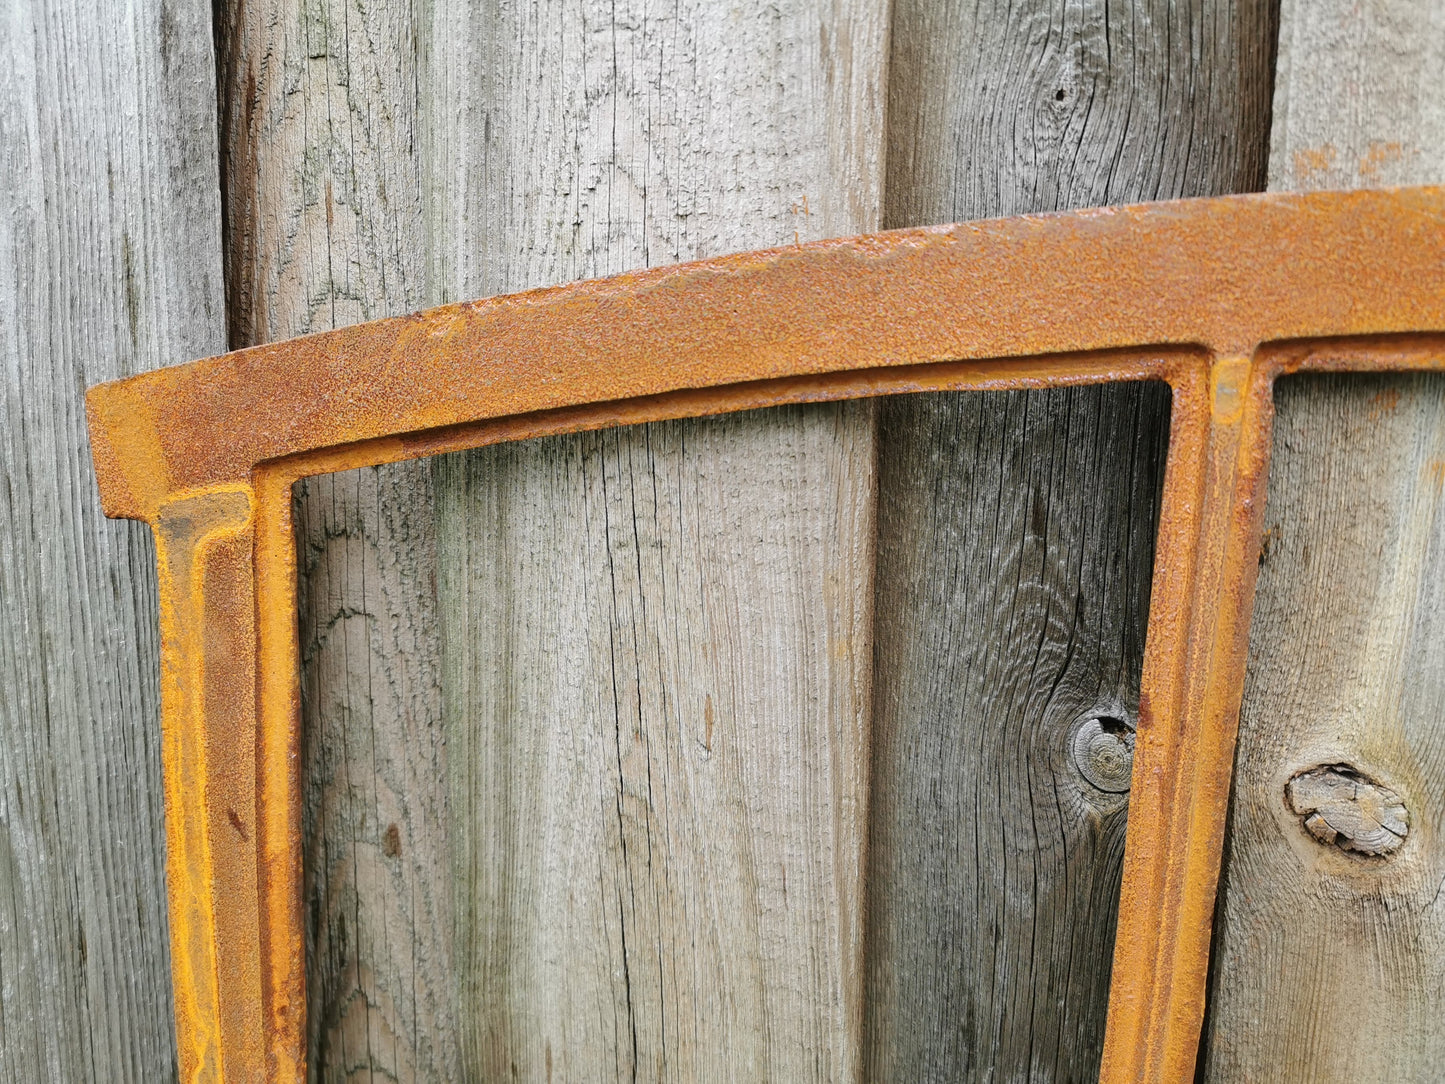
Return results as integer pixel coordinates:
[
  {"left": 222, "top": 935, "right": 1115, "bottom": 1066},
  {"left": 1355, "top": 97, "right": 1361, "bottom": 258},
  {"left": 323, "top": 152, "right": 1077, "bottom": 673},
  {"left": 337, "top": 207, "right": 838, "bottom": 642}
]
[
  {"left": 1101, "top": 355, "right": 1275, "bottom": 1082},
  {"left": 82, "top": 189, "right": 1445, "bottom": 1083},
  {"left": 89, "top": 188, "right": 1445, "bottom": 523}
]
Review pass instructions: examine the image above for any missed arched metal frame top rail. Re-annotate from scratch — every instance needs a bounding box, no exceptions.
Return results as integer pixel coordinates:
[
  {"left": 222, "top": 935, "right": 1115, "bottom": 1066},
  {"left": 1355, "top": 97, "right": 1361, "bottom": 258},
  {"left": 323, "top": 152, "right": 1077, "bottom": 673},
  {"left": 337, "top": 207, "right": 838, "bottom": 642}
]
[{"left": 86, "top": 188, "right": 1445, "bottom": 1083}]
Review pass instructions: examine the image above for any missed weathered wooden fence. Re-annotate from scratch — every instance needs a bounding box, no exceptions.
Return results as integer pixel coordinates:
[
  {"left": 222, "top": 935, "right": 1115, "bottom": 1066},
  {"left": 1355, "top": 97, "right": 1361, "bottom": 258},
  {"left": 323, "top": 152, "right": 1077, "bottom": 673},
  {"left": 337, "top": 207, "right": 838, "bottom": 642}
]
[{"left": 0, "top": 0, "right": 1440, "bottom": 1081}]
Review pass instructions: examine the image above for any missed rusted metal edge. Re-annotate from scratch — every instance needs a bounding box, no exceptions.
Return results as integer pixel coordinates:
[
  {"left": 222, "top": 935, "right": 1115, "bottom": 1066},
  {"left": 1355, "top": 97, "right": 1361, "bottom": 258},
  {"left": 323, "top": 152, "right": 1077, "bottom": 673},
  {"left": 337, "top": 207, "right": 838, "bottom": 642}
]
[
  {"left": 84, "top": 189, "right": 1445, "bottom": 1084},
  {"left": 89, "top": 188, "right": 1445, "bottom": 523}
]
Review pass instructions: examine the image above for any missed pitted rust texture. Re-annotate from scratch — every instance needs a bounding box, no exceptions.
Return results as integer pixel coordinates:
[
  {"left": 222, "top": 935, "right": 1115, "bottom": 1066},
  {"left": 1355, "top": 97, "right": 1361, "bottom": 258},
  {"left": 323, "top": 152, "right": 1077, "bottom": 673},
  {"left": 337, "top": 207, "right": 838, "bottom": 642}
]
[{"left": 85, "top": 189, "right": 1445, "bottom": 1084}]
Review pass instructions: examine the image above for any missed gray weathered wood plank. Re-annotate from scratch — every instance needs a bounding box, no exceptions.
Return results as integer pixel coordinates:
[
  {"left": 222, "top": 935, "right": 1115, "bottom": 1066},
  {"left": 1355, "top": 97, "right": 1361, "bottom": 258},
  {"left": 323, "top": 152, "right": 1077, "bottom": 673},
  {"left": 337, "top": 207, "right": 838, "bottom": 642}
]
[
  {"left": 214, "top": 2, "right": 460, "bottom": 1078},
  {"left": 866, "top": 2, "right": 1277, "bottom": 1079},
  {"left": 1201, "top": 3, "right": 1445, "bottom": 1078},
  {"left": 422, "top": 2, "right": 887, "bottom": 1077},
  {"left": 0, "top": 0, "right": 224, "bottom": 1078}
]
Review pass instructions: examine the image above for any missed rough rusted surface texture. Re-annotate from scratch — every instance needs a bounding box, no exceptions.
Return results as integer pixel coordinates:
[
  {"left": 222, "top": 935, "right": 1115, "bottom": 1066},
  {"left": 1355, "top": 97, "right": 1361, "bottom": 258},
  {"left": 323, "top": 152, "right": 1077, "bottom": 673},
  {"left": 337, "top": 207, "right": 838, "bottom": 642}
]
[
  {"left": 1202, "top": 3, "right": 1445, "bottom": 1079},
  {"left": 87, "top": 191, "right": 1445, "bottom": 522},
  {"left": 0, "top": 1, "right": 223, "bottom": 1078},
  {"left": 213, "top": 1, "right": 459, "bottom": 1078},
  {"left": 868, "top": 2, "right": 1276, "bottom": 1078},
  {"left": 422, "top": 3, "right": 887, "bottom": 1075},
  {"left": 84, "top": 192, "right": 1445, "bottom": 1082}
]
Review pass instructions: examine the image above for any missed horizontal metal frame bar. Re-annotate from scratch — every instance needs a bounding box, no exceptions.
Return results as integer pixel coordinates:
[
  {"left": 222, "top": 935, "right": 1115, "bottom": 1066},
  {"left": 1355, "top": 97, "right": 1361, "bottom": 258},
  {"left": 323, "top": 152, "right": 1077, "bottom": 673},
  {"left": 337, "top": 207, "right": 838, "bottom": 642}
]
[{"left": 86, "top": 188, "right": 1445, "bottom": 1083}]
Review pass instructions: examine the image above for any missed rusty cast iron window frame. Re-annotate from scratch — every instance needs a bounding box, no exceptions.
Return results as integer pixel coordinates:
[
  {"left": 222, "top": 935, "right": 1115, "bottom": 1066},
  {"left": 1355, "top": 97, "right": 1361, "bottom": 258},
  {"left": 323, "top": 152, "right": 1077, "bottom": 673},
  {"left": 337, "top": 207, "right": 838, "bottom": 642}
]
[{"left": 86, "top": 187, "right": 1445, "bottom": 1083}]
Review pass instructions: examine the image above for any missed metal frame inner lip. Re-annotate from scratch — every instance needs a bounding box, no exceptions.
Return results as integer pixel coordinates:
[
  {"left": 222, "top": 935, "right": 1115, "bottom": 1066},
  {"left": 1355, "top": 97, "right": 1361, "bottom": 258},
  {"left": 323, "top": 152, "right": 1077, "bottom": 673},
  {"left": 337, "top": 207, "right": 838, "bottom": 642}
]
[
  {"left": 249, "top": 332, "right": 1445, "bottom": 499},
  {"left": 83, "top": 187, "right": 1445, "bottom": 1084},
  {"left": 236, "top": 333, "right": 1445, "bottom": 495},
  {"left": 260, "top": 345, "right": 1196, "bottom": 487},
  {"left": 1262, "top": 331, "right": 1445, "bottom": 374}
]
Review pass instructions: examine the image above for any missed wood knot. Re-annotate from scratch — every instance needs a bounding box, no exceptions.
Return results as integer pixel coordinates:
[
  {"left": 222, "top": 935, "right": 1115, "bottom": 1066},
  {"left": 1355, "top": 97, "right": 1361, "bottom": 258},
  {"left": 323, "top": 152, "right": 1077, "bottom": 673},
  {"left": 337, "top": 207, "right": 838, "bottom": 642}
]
[
  {"left": 1071, "top": 712, "right": 1136, "bottom": 793},
  {"left": 1287, "top": 764, "right": 1408, "bottom": 857}
]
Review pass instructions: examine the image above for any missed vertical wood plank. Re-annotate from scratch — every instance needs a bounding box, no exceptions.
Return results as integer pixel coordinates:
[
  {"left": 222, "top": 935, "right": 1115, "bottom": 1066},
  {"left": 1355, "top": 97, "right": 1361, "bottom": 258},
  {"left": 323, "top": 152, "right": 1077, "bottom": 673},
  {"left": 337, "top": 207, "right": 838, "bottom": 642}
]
[
  {"left": 1201, "top": 4, "right": 1445, "bottom": 1078},
  {"left": 866, "top": 3, "right": 1277, "bottom": 1079},
  {"left": 423, "top": 2, "right": 887, "bottom": 1078},
  {"left": 0, "top": 0, "right": 223, "bottom": 1078},
  {"left": 214, "top": 3, "right": 461, "bottom": 1078}
]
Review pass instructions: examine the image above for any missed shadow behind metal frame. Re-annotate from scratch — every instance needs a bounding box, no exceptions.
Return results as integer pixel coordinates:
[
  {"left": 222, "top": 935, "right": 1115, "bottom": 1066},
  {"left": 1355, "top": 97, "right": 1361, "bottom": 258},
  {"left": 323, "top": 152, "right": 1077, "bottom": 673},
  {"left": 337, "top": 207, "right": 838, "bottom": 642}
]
[{"left": 85, "top": 188, "right": 1445, "bottom": 1083}]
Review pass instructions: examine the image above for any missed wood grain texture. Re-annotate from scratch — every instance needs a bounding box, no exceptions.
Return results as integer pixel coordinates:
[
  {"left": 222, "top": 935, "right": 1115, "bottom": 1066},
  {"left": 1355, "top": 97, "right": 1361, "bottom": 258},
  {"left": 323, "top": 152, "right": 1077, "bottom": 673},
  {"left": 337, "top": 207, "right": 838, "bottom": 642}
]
[
  {"left": 1266, "top": 0, "right": 1445, "bottom": 192},
  {"left": 867, "top": 2, "right": 1277, "bottom": 1079},
  {"left": 214, "top": 3, "right": 460, "bottom": 1078},
  {"left": 0, "top": 0, "right": 223, "bottom": 1078},
  {"left": 1201, "top": 3, "right": 1445, "bottom": 1077},
  {"left": 422, "top": 2, "right": 887, "bottom": 1078}
]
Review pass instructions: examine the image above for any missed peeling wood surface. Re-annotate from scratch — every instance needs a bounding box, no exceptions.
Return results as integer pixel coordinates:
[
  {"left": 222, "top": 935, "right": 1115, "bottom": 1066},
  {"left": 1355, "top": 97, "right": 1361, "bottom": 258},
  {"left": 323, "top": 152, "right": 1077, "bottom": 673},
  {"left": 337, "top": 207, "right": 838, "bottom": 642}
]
[
  {"left": 866, "top": 1, "right": 1276, "bottom": 1079},
  {"left": 1201, "top": 4, "right": 1445, "bottom": 1079},
  {"left": 214, "top": 2, "right": 459, "bottom": 1078},
  {"left": 0, "top": 0, "right": 223, "bottom": 1078},
  {"left": 423, "top": 1, "right": 887, "bottom": 1077}
]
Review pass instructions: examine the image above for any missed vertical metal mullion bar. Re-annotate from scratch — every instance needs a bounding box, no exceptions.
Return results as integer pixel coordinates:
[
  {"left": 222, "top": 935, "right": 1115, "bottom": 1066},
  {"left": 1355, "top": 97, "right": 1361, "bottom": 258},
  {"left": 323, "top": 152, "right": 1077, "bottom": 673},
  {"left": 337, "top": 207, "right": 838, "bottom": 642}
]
[
  {"left": 254, "top": 468, "right": 307, "bottom": 1083},
  {"left": 154, "top": 487, "right": 267, "bottom": 1081},
  {"left": 1099, "top": 353, "right": 1276, "bottom": 1083}
]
